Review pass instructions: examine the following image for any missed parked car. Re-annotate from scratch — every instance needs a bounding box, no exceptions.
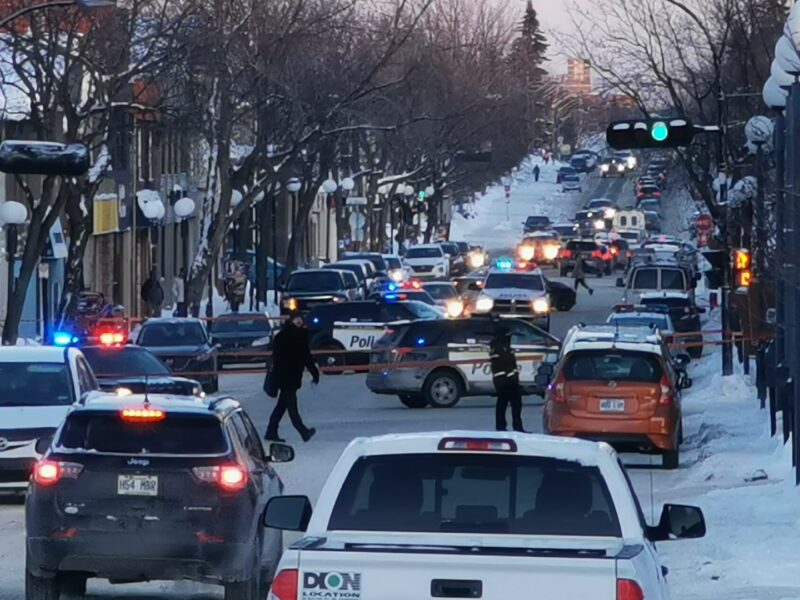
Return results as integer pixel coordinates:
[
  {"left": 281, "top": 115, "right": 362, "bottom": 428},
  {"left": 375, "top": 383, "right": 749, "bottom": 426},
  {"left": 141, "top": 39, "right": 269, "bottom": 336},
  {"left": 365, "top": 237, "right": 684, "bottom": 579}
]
[
  {"left": 404, "top": 244, "right": 450, "bottom": 279},
  {"left": 134, "top": 318, "right": 219, "bottom": 392},
  {"left": 542, "top": 325, "right": 691, "bottom": 468},
  {"left": 210, "top": 312, "right": 273, "bottom": 365},
  {"left": 561, "top": 173, "right": 583, "bottom": 193},
  {"left": 280, "top": 268, "right": 359, "bottom": 315},
  {"left": 556, "top": 165, "right": 577, "bottom": 183}
]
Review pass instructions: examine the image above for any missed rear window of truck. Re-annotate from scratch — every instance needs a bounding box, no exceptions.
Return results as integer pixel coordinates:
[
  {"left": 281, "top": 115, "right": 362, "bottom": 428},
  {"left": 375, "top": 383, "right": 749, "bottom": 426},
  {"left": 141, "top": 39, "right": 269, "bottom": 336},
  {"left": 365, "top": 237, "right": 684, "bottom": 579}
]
[
  {"left": 329, "top": 454, "right": 621, "bottom": 537},
  {"left": 57, "top": 412, "right": 228, "bottom": 455}
]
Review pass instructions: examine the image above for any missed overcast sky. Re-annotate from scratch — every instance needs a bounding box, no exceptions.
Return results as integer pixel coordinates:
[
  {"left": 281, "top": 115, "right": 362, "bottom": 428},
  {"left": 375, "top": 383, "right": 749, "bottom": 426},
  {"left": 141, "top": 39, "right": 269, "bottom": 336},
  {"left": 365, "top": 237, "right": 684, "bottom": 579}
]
[{"left": 529, "top": 0, "right": 585, "bottom": 72}]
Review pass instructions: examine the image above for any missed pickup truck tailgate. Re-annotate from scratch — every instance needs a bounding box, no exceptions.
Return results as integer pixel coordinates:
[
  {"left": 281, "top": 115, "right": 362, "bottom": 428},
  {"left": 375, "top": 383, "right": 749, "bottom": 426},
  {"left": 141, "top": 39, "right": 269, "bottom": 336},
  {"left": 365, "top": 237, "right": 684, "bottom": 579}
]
[{"left": 295, "top": 547, "right": 617, "bottom": 599}]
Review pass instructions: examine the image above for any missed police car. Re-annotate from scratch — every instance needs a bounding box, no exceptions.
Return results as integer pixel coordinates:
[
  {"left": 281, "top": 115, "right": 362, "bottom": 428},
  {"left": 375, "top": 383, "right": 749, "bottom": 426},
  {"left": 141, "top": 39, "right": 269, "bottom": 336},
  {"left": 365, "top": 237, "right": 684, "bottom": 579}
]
[
  {"left": 366, "top": 316, "right": 560, "bottom": 408},
  {"left": 471, "top": 260, "right": 551, "bottom": 331},
  {"left": 304, "top": 299, "right": 443, "bottom": 370}
]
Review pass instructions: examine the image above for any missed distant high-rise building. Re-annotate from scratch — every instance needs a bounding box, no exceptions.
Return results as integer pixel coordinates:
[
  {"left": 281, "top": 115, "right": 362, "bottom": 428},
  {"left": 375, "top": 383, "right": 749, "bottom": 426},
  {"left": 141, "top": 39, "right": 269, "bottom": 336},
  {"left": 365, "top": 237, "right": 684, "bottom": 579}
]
[{"left": 566, "top": 58, "right": 592, "bottom": 96}]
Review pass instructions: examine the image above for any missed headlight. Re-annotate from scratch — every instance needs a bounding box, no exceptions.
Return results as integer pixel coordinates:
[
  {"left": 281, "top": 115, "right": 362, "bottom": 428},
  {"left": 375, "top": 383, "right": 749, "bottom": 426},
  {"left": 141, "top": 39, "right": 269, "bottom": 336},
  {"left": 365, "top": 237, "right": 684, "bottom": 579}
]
[
  {"left": 518, "top": 244, "right": 535, "bottom": 261},
  {"left": 604, "top": 208, "right": 617, "bottom": 218},
  {"left": 601, "top": 164, "right": 609, "bottom": 172},
  {"left": 389, "top": 269, "right": 404, "bottom": 282},
  {"left": 192, "top": 384, "right": 205, "bottom": 397},
  {"left": 251, "top": 336, "right": 271, "bottom": 347},
  {"left": 532, "top": 298, "right": 550, "bottom": 314},
  {"left": 475, "top": 296, "right": 494, "bottom": 313},
  {"left": 617, "top": 164, "right": 625, "bottom": 172},
  {"left": 543, "top": 244, "right": 559, "bottom": 260},
  {"left": 627, "top": 157, "right": 636, "bottom": 169},
  {"left": 468, "top": 252, "right": 485, "bottom": 268},
  {"left": 446, "top": 299, "right": 464, "bottom": 318},
  {"left": 282, "top": 297, "right": 298, "bottom": 311},
  {"left": 594, "top": 219, "right": 606, "bottom": 230}
]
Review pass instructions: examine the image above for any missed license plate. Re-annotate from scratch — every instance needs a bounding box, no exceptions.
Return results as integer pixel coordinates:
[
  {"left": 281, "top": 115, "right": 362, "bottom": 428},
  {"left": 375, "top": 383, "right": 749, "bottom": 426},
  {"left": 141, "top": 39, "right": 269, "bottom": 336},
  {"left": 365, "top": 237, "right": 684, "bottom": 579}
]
[
  {"left": 599, "top": 399, "right": 626, "bottom": 412},
  {"left": 117, "top": 475, "right": 158, "bottom": 496}
]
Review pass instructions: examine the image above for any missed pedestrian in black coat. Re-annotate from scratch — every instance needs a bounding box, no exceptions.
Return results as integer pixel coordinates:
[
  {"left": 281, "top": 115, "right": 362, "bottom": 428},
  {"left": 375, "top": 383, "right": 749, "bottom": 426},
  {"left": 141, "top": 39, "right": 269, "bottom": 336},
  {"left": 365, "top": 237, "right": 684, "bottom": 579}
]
[
  {"left": 489, "top": 325, "right": 525, "bottom": 432},
  {"left": 264, "top": 312, "right": 320, "bottom": 442}
]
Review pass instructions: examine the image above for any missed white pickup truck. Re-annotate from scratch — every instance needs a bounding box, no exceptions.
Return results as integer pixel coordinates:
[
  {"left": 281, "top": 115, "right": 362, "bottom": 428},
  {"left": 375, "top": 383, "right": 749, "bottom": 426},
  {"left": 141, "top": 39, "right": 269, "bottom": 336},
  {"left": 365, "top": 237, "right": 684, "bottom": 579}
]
[{"left": 265, "top": 431, "right": 705, "bottom": 600}]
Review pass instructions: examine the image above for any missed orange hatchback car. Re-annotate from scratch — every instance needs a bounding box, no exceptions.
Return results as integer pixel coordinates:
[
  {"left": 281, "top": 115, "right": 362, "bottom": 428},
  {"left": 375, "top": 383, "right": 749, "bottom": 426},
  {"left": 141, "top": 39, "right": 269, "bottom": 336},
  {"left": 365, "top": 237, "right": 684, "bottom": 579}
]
[{"left": 543, "top": 347, "right": 691, "bottom": 469}]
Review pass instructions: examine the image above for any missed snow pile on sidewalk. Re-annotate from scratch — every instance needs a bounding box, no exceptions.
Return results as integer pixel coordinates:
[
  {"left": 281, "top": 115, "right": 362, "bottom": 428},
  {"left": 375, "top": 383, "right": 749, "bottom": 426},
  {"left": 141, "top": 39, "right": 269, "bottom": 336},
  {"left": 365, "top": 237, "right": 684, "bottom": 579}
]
[{"left": 661, "top": 352, "right": 800, "bottom": 599}]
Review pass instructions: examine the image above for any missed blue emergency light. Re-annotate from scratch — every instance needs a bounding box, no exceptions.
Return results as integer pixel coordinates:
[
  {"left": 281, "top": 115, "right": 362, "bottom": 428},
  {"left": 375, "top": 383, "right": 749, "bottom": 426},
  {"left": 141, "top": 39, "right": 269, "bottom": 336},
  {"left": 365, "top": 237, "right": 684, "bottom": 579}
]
[
  {"left": 416, "top": 337, "right": 426, "bottom": 346},
  {"left": 53, "top": 332, "right": 79, "bottom": 347},
  {"left": 387, "top": 282, "right": 398, "bottom": 292},
  {"left": 495, "top": 258, "right": 514, "bottom": 271},
  {"left": 384, "top": 294, "right": 398, "bottom": 301}
]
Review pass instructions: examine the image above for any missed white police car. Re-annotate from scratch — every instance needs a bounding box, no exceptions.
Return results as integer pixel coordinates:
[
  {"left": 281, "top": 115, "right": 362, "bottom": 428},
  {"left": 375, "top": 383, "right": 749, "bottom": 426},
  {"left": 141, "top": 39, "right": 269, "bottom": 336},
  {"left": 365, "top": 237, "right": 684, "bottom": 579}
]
[
  {"left": 472, "top": 260, "right": 551, "bottom": 331},
  {"left": 0, "top": 346, "right": 100, "bottom": 490}
]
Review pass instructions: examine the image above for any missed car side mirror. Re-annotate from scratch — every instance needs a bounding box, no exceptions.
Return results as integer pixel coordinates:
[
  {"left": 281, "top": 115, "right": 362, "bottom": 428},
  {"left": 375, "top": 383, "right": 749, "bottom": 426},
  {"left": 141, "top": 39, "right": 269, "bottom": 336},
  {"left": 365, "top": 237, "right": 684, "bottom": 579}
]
[
  {"left": 616, "top": 277, "right": 625, "bottom": 287},
  {"left": 649, "top": 504, "right": 706, "bottom": 541},
  {"left": 672, "top": 353, "right": 691, "bottom": 368},
  {"left": 35, "top": 436, "right": 53, "bottom": 455},
  {"left": 269, "top": 442, "right": 295, "bottom": 463},
  {"left": 264, "top": 495, "right": 313, "bottom": 531}
]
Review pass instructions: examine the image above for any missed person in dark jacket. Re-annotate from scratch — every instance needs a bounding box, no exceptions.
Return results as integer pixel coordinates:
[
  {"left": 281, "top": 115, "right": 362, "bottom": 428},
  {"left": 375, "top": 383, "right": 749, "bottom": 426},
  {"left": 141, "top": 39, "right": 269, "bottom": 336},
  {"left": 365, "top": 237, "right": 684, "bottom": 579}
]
[
  {"left": 141, "top": 268, "right": 164, "bottom": 317},
  {"left": 489, "top": 324, "right": 525, "bottom": 432},
  {"left": 533, "top": 164, "right": 541, "bottom": 182},
  {"left": 264, "top": 311, "right": 320, "bottom": 442}
]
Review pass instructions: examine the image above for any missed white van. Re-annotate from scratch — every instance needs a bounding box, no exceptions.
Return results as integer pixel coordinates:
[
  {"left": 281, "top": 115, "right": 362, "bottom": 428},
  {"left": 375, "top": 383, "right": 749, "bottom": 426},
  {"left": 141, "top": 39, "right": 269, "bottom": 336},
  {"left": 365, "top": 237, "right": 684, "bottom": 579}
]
[
  {"left": 613, "top": 209, "right": 646, "bottom": 232},
  {"left": 0, "top": 347, "right": 98, "bottom": 489}
]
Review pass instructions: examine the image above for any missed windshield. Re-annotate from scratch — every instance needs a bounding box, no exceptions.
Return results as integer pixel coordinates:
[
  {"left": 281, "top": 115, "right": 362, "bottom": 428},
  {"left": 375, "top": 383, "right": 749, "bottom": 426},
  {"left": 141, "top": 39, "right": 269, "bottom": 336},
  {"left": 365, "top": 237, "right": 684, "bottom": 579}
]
[
  {"left": 526, "top": 217, "right": 550, "bottom": 225},
  {"left": 406, "top": 247, "right": 443, "bottom": 259},
  {"left": 329, "top": 453, "right": 621, "bottom": 537},
  {"left": 608, "top": 315, "right": 669, "bottom": 330},
  {"left": 287, "top": 271, "right": 343, "bottom": 291},
  {"left": 661, "top": 269, "right": 687, "bottom": 290},
  {"left": 485, "top": 273, "right": 544, "bottom": 291},
  {"left": 406, "top": 301, "right": 443, "bottom": 319},
  {"left": 632, "top": 269, "right": 659, "bottom": 290},
  {"left": 57, "top": 413, "right": 227, "bottom": 455},
  {"left": 423, "top": 284, "right": 458, "bottom": 300},
  {"left": 81, "top": 348, "right": 169, "bottom": 377},
  {"left": 384, "top": 257, "right": 402, "bottom": 270},
  {"left": 139, "top": 322, "right": 207, "bottom": 347},
  {"left": 210, "top": 316, "right": 271, "bottom": 334},
  {"left": 0, "top": 362, "right": 72, "bottom": 407},
  {"left": 563, "top": 350, "right": 663, "bottom": 383}
]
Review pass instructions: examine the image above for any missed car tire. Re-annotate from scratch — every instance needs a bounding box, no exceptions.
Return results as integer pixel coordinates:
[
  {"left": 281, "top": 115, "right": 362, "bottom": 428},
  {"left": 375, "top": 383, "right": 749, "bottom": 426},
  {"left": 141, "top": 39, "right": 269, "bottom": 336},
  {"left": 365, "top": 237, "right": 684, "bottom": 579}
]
[
  {"left": 399, "top": 393, "right": 428, "bottom": 409},
  {"left": 423, "top": 369, "right": 463, "bottom": 408},
  {"left": 663, "top": 448, "right": 680, "bottom": 470},
  {"left": 314, "top": 341, "right": 346, "bottom": 375},
  {"left": 60, "top": 573, "right": 87, "bottom": 597},
  {"left": 25, "top": 571, "right": 59, "bottom": 600}
]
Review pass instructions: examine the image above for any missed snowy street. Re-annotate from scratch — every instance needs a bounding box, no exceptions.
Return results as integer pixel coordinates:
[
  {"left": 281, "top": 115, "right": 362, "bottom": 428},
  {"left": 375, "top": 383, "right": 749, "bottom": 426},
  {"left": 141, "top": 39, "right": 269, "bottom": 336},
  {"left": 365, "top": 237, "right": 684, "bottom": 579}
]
[{"left": 2, "top": 159, "right": 797, "bottom": 599}]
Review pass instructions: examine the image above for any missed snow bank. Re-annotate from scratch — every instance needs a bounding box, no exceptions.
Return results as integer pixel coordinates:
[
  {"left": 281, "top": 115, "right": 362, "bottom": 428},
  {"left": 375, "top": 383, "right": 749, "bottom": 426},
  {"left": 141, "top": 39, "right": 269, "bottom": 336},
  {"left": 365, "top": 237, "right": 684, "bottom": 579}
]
[{"left": 660, "top": 350, "right": 800, "bottom": 599}]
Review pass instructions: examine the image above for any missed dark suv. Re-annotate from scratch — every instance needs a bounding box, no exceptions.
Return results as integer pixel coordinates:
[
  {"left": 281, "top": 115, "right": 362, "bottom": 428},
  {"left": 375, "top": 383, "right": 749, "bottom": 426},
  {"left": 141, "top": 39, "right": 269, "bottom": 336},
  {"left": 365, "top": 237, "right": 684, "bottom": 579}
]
[
  {"left": 25, "top": 394, "right": 294, "bottom": 600},
  {"left": 280, "top": 269, "right": 358, "bottom": 315},
  {"left": 522, "top": 215, "right": 552, "bottom": 233}
]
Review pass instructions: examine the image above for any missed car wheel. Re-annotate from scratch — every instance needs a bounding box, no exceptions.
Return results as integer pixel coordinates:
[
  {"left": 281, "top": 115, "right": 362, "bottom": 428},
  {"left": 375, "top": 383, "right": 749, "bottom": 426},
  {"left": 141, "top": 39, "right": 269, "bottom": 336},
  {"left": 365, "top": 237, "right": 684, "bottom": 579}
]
[
  {"left": 60, "top": 573, "right": 87, "bottom": 597},
  {"left": 314, "top": 341, "right": 346, "bottom": 375},
  {"left": 25, "top": 571, "right": 59, "bottom": 600},
  {"left": 663, "top": 448, "right": 680, "bottom": 470},
  {"left": 399, "top": 393, "right": 428, "bottom": 409},
  {"left": 423, "top": 369, "right": 463, "bottom": 408}
]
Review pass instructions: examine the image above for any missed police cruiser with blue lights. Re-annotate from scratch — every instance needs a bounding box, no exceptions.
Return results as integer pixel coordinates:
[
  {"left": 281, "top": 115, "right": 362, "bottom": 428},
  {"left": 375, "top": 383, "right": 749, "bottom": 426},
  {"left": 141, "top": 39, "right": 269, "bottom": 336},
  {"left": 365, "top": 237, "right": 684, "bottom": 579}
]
[{"left": 472, "top": 259, "right": 551, "bottom": 331}]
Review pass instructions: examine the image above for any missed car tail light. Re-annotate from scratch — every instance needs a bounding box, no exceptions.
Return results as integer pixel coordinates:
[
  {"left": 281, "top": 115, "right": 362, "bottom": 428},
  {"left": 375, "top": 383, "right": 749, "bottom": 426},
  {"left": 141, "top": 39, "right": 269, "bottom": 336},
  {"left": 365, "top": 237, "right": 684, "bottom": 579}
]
[
  {"left": 617, "top": 579, "right": 644, "bottom": 600},
  {"left": 99, "top": 331, "right": 126, "bottom": 346},
  {"left": 121, "top": 407, "right": 166, "bottom": 422},
  {"left": 271, "top": 569, "right": 299, "bottom": 600},
  {"left": 560, "top": 249, "right": 572, "bottom": 259},
  {"left": 627, "top": 251, "right": 633, "bottom": 258},
  {"left": 192, "top": 465, "right": 248, "bottom": 492},
  {"left": 34, "top": 460, "right": 83, "bottom": 485},
  {"left": 549, "top": 371, "right": 566, "bottom": 403},
  {"left": 659, "top": 374, "right": 673, "bottom": 405},
  {"left": 592, "top": 250, "right": 602, "bottom": 259},
  {"left": 438, "top": 438, "right": 517, "bottom": 452},
  {"left": 610, "top": 247, "right": 618, "bottom": 255}
]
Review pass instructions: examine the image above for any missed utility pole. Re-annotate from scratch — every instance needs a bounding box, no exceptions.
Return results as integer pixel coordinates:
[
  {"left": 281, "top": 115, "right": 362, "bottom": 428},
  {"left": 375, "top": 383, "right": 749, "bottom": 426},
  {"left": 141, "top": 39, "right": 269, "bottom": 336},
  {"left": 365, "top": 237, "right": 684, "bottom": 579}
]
[{"left": 719, "top": 88, "right": 734, "bottom": 376}]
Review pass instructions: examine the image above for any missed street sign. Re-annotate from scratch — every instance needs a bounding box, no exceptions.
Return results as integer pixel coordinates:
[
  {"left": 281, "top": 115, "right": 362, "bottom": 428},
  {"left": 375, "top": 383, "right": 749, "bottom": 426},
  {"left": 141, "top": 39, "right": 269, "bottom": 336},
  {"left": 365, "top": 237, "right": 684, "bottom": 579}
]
[
  {"left": 38, "top": 263, "right": 49, "bottom": 279},
  {"left": 695, "top": 214, "right": 714, "bottom": 233},
  {"left": 345, "top": 196, "right": 367, "bottom": 206},
  {"left": 349, "top": 211, "right": 366, "bottom": 242}
]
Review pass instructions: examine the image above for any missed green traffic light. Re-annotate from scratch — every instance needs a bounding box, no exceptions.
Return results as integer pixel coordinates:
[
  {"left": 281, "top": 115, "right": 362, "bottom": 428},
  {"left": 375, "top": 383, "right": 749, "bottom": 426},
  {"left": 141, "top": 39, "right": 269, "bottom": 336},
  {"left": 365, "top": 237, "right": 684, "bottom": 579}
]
[{"left": 651, "top": 121, "right": 669, "bottom": 142}]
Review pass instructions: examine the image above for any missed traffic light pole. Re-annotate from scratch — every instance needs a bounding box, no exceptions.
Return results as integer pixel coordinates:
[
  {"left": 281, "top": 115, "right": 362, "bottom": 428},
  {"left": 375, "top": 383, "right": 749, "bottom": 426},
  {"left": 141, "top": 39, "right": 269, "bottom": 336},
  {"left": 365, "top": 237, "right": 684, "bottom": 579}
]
[{"left": 718, "top": 89, "right": 734, "bottom": 376}]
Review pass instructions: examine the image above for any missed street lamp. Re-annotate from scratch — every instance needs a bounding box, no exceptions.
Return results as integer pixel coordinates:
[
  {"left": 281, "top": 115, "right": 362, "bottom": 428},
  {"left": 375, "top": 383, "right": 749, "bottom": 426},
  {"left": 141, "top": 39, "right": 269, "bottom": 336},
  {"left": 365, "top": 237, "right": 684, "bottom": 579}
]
[
  {"left": 1, "top": 201, "right": 27, "bottom": 312},
  {"left": 341, "top": 177, "right": 355, "bottom": 193},
  {"left": 174, "top": 196, "right": 195, "bottom": 316},
  {"left": 321, "top": 179, "right": 338, "bottom": 261}
]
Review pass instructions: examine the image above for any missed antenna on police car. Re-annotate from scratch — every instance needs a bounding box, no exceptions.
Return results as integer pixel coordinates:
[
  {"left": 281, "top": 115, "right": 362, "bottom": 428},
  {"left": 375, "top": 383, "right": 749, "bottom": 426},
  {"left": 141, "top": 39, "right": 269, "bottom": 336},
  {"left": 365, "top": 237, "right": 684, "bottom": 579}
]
[{"left": 143, "top": 374, "right": 150, "bottom": 405}]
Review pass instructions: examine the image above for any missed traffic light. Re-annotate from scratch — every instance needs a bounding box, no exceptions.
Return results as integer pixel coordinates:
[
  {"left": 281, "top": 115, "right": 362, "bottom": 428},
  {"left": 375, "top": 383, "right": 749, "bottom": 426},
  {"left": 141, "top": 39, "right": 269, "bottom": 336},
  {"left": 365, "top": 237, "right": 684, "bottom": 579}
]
[
  {"left": 606, "top": 118, "right": 696, "bottom": 150},
  {"left": 733, "top": 248, "right": 752, "bottom": 287}
]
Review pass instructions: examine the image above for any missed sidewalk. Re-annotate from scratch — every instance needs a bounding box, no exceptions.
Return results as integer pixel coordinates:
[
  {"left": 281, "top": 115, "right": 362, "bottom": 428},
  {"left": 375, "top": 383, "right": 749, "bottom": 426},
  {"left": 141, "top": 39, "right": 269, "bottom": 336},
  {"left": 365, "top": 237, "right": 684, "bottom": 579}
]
[{"left": 660, "top": 350, "right": 800, "bottom": 599}]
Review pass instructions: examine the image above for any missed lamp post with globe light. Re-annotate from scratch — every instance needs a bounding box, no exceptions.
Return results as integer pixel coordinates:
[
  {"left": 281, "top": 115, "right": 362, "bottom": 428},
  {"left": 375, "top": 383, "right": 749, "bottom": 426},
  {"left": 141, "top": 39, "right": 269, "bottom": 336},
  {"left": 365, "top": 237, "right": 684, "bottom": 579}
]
[
  {"left": 173, "top": 196, "right": 195, "bottom": 316},
  {"left": 1, "top": 201, "right": 27, "bottom": 330},
  {"left": 403, "top": 185, "right": 414, "bottom": 247},
  {"left": 321, "top": 178, "right": 338, "bottom": 261}
]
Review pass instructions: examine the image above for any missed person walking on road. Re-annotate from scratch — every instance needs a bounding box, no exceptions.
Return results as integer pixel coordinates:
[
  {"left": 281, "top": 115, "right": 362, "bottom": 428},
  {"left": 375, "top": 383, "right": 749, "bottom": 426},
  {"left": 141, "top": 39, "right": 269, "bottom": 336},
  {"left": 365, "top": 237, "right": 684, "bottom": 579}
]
[
  {"left": 264, "top": 311, "right": 320, "bottom": 442},
  {"left": 533, "top": 164, "right": 541, "bottom": 182},
  {"left": 572, "top": 254, "right": 594, "bottom": 296},
  {"left": 141, "top": 268, "right": 164, "bottom": 317},
  {"left": 489, "top": 324, "right": 525, "bottom": 432}
]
